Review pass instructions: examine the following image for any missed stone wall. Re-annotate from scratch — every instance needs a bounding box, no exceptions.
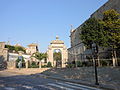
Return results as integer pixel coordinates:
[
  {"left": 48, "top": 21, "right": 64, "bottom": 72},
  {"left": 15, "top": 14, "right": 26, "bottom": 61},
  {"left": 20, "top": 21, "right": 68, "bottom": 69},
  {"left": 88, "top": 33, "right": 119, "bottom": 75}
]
[
  {"left": 91, "top": 0, "right": 120, "bottom": 19},
  {"left": 0, "top": 42, "right": 8, "bottom": 69},
  {"left": 68, "top": 0, "right": 120, "bottom": 62},
  {"left": 0, "top": 42, "right": 8, "bottom": 61}
]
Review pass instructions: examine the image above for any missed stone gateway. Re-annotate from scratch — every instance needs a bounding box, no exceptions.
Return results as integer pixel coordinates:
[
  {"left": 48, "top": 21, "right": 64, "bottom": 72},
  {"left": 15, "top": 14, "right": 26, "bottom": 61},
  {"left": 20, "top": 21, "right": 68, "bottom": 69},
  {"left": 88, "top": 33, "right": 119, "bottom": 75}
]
[{"left": 47, "top": 36, "right": 68, "bottom": 68}]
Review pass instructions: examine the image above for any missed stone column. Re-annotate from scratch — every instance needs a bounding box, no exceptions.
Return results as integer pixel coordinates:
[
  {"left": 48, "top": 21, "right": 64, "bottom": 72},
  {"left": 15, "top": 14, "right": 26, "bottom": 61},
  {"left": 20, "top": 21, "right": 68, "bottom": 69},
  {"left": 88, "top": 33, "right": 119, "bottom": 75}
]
[
  {"left": 26, "top": 61, "right": 28, "bottom": 68},
  {"left": 54, "top": 61, "right": 56, "bottom": 67},
  {"left": 62, "top": 59, "right": 65, "bottom": 68},
  {"left": 13, "top": 60, "right": 16, "bottom": 69}
]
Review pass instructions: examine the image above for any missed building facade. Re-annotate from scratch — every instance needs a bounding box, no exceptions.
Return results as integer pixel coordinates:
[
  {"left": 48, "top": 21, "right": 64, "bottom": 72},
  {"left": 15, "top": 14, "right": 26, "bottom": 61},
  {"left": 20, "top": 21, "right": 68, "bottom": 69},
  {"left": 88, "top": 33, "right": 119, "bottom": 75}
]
[
  {"left": 68, "top": 0, "right": 120, "bottom": 62},
  {"left": 26, "top": 43, "right": 39, "bottom": 55},
  {"left": 0, "top": 42, "right": 8, "bottom": 61}
]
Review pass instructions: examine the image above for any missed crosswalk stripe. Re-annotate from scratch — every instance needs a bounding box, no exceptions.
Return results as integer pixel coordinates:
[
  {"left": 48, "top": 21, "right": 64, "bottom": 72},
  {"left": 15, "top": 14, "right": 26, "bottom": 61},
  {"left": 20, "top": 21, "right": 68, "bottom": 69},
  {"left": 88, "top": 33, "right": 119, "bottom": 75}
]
[
  {"left": 22, "top": 85, "right": 33, "bottom": 89},
  {"left": 48, "top": 82, "right": 101, "bottom": 90},
  {"left": 47, "top": 83, "right": 74, "bottom": 90},
  {"left": 57, "top": 82, "right": 89, "bottom": 90},
  {"left": 4, "top": 87, "right": 15, "bottom": 90},
  {"left": 65, "top": 82, "right": 101, "bottom": 90},
  {"left": 38, "top": 85, "right": 54, "bottom": 90}
]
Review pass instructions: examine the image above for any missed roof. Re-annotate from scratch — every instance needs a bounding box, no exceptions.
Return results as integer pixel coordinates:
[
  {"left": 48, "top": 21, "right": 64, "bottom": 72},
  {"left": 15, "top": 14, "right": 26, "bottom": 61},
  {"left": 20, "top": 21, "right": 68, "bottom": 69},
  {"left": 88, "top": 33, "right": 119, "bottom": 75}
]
[
  {"left": 50, "top": 36, "right": 64, "bottom": 44},
  {"left": 28, "top": 43, "right": 38, "bottom": 46}
]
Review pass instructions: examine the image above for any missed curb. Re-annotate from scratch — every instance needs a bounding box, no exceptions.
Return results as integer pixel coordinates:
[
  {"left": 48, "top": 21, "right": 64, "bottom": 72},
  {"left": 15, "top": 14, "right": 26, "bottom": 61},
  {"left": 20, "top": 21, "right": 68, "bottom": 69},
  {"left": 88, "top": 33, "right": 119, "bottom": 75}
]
[{"left": 34, "top": 74, "right": 114, "bottom": 90}]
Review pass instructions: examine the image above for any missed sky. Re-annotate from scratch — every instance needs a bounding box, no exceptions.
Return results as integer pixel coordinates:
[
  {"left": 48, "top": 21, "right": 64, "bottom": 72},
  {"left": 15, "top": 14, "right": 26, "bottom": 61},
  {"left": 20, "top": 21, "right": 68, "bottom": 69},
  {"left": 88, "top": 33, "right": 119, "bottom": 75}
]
[{"left": 0, "top": 0, "right": 108, "bottom": 52}]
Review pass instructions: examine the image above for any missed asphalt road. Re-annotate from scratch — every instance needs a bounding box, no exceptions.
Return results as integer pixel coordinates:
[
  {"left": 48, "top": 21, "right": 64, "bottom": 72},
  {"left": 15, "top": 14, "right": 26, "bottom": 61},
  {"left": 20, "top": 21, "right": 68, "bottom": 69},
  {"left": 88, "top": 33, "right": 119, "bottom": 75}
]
[{"left": 0, "top": 70, "right": 101, "bottom": 90}]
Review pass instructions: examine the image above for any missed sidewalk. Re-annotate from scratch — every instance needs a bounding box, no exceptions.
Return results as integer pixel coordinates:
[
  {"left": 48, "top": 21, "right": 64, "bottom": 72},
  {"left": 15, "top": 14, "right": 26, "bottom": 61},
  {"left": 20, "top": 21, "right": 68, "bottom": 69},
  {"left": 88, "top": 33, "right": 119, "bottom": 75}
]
[
  {"left": 1, "top": 67, "right": 119, "bottom": 90},
  {"left": 36, "top": 67, "right": 120, "bottom": 90},
  {"left": 0, "top": 68, "right": 49, "bottom": 77},
  {"left": 34, "top": 73, "right": 113, "bottom": 90}
]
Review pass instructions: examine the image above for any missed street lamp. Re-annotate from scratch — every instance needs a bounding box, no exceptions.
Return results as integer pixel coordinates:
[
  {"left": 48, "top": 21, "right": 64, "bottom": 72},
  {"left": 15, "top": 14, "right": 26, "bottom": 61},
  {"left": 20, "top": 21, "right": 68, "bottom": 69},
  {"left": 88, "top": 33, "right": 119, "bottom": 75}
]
[{"left": 92, "top": 42, "right": 99, "bottom": 85}]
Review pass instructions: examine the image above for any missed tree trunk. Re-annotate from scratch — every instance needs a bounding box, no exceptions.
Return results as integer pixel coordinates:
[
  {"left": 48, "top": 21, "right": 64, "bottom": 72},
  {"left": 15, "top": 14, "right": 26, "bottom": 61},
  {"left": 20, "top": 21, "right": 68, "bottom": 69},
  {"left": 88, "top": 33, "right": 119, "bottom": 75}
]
[
  {"left": 97, "top": 45, "right": 100, "bottom": 67},
  {"left": 114, "top": 50, "right": 118, "bottom": 66},
  {"left": 112, "top": 47, "right": 118, "bottom": 67},
  {"left": 97, "top": 56, "right": 101, "bottom": 67},
  {"left": 39, "top": 61, "right": 41, "bottom": 68},
  {"left": 112, "top": 55, "right": 116, "bottom": 67}
]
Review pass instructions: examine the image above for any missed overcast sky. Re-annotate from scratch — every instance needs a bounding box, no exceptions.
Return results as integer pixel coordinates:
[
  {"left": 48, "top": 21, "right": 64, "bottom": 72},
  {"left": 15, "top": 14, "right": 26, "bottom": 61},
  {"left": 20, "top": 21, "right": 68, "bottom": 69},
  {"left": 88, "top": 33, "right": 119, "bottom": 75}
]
[{"left": 0, "top": 0, "right": 108, "bottom": 52}]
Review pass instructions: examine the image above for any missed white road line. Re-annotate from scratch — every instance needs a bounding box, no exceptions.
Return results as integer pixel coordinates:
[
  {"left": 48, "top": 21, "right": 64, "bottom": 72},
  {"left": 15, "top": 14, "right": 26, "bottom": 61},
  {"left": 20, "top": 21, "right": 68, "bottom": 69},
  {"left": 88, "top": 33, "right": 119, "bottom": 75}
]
[
  {"left": 57, "top": 82, "right": 89, "bottom": 90},
  {"left": 65, "top": 82, "right": 101, "bottom": 90},
  {"left": 22, "top": 85, "right": 33, "bottom": 89},
  {"left": 47, "top": 83, "right": 74, "bottom": 90},
  {"left": 4, "top": 87, "right": 15, "bottom": 90},
  {"left": 37, "top": 85, "right": 52, "bottom": 89}
]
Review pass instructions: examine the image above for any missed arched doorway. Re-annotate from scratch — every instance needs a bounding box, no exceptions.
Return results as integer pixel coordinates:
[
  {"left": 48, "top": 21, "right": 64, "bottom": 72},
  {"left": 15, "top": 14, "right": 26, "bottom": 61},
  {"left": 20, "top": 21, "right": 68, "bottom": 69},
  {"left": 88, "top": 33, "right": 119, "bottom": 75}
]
[
  {"left": 53, "top": 49, "right": 62, "bottom": 67},
  {"left": 47, "top": 36, "right": 68, "bottom": 68}
]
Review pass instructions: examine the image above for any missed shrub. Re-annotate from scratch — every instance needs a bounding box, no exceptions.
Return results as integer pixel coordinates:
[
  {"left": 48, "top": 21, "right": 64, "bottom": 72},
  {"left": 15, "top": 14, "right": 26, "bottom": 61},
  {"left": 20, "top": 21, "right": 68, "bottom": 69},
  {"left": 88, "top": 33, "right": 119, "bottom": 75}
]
[
  {"left": 82, "top": 61, "right": 93, "bottom": 67},
  {"left": 100, "top": 60, "right": 108, "bottom": 66},
  {"left": 66, "top": 62, "right": 75, "bottom": 68},
  {"left": 76, "top": 61, "right": 82, "bottom": 67},
  {"left": 118, "top": 58, "right": 120, "bottom": 66},
  {"left": 41, "top": 65, "right": 48, "bottom": 68},
  {"left": 16, "top": 56, "right": 25, "bottom": 68},
  {"left": 47, "top": 62, "right": 52, "bottom": 67},
  {"left": 29, "top": 61, "right": 39, "bottom": 68}
]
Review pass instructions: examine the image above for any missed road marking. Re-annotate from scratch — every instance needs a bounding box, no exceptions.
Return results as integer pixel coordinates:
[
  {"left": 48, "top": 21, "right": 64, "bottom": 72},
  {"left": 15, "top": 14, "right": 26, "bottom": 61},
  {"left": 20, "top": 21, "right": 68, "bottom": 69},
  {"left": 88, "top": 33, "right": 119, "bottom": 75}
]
[
  {"left": 4, "top": 87, "right": 15, "bottom": 90},
  {"left": 38, "top": 85, "right": 56, "bottom": 90},
  {"left": 48, "top": 82, "right": 101, "bottom": 90},
  {"left": 57, "top": 82, "right": 89, "bottom": 90},
  {"left": 65, "top": 82, "right": 101, "bottom": 90},
  {"left": 22, "top": 85, "right": 33, "bottom": 89},
  {"left": 47, "top": 83, "right": 74, "bottom": 90}
]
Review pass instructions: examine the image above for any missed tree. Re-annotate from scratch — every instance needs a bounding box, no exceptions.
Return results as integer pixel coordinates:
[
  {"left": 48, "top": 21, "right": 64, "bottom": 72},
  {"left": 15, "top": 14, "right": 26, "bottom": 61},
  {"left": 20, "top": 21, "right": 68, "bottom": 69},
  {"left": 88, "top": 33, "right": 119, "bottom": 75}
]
[
  {"left": 53, "top": 52, "right": 62, "bottom": 61},
  {"left": 5, "top": 45, "right": 15, "bottom": 52},
  {"left": 80, "top": 18, "right": 107, "bottom": 49},
  {"left": 16, "top": 56, "right": 25, "bottom": 68},
  {"left": 31, "top": 52, "right": 47, "bottom": 68},
  {"left": 42, "top": 53, "right": 48, "bottom": 61},
  {"left": 14, "top": 46, "right": 26, "bottom": 53},
  {"left": 5, "top": 45, "right": 26, "bottom": 53},
  {"left": 102, "top": 9, "right": 120, "bottom": 66},
  {"left": 53, "top": 52, "right": 62, "bottom": 67},
  {"left": 80, "top": 9, "right": 120, "bottom": 67},
  {"left": 80, "top": 18, "right": 108, "bottom": 66}
]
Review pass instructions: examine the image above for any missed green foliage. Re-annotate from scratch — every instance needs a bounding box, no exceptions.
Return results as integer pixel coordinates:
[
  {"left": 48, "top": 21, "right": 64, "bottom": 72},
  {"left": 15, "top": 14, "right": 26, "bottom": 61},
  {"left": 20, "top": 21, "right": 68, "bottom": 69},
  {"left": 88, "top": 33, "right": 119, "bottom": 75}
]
[
  {"left": 100, "top": 60, "right": 108, "bottom": 66},
  {"left": 80, "top": 9, "right": 120, "bottom": 50},
  {"left": 16, "top": 56, "right": 25, "bottom": 68},
  {"left": 5, "top": 45, "right": 26, "bottom": 53},
  {"left": 14, "top": 46, "right": 26, "bottom": 53},
  {"left": 82, "top": 61, "right": 93, "bottom": 67},
  {"left": 32, "top": 52, "right": 47, "bottom": 61},
  {"left": 47, "top": 61, "right": 52, "bottom": 67},
  {"left": 53, "top": 52, "right": 62, "bottom": 61},
  {"left": 80, "top": 18, "right": 107, "bottom": 48},
  {"left": 66, "top": 63, "right": 75, "bottom": 68},
  {"left": 29, "top": 61, "right": 39, "bottom": 68},
  {"left": 118, "top": 58, "right": 120, "bottom": 66},
  {"left": 41, "top": 65, "right": 48, "bottom": 68},
  {"left": 103, "top": 9, "right": 120, "bottom": 22},
  {"left": 102, "top": 9, "right": 120, "bottom": 49},
  {"left": 41, "top": 62, "right": 52, "bottom": 68},
  {"left": 5, "top": 45, "right": 15, "bottom": 52},
  {"left": 76, "top": 61, "right": 82, "bottom": 67}
]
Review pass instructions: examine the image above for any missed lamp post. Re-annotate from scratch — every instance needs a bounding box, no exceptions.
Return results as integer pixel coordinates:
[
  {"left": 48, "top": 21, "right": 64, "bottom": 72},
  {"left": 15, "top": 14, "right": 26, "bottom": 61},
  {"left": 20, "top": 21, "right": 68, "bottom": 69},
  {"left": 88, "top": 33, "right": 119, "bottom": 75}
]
[{"left": 92, "top": 43, "right": 99, "bottom": 85}]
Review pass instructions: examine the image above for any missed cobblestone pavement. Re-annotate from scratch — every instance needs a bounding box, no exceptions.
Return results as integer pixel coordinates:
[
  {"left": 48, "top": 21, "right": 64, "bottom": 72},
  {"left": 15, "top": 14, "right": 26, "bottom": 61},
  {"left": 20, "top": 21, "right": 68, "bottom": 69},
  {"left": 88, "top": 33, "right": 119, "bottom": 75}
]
[
  {"left": 40, "top": 67, "right": 120, "bottom": 90},
  {"left": 0, "top": 69, "right": 102, "bottom": 90}
]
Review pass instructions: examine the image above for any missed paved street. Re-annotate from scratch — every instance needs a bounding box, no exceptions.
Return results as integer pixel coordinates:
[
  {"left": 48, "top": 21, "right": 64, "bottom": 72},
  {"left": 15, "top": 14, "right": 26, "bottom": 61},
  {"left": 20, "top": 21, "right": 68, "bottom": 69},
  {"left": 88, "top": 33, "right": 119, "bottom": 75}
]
[{"left": 0, "top": 69, "right": 102, "bottom": 90}]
